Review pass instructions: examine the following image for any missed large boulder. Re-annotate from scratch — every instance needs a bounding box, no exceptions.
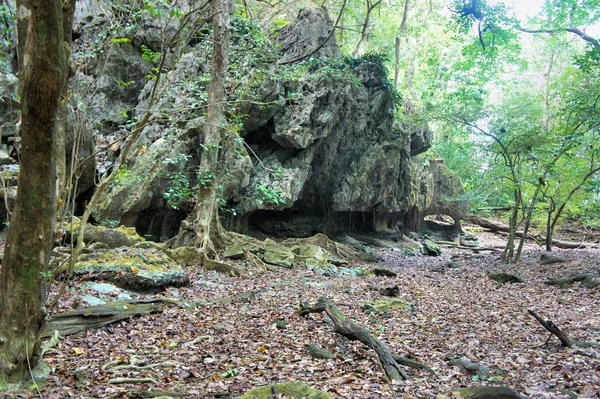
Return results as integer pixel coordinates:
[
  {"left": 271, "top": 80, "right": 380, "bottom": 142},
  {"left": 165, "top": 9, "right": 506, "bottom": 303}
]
[{"left": 74, "top": 246, "right": 189, "bottom": 291}]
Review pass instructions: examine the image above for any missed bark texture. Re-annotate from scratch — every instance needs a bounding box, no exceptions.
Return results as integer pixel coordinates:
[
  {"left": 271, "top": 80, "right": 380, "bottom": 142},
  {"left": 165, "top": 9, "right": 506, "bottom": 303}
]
[
  {"left": 0, "top": 0, "right": 71, "bottom": 382},
  {"left": 177, "top": 0, "right": 230, "bottom": 254}
]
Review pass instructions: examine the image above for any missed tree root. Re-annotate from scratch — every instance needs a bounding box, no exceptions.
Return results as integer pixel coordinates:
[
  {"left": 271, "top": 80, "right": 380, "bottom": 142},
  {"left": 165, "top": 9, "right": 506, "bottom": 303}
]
[
  {"left": 298, "top": 297, "right": 434, "bottom": 381},
  {"left": 528, "top": 309, "right": 600, "bottom": 348}
]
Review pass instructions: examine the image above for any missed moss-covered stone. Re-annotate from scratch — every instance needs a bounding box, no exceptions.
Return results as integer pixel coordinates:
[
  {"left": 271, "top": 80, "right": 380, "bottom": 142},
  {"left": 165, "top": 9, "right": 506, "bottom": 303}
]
[
  {"left": 263, "top": 238, "right": 295, "bottom": 267},
  {"left": 240, "top": 381, "right": 332, "bottom": 399},
  {"left": 362, "top": 298, "right": 414, "bottom": 313},
  {"left": 62, "top": 217, "right": 145, "bottom": 249},
  {"left": 165, "top": 246, "right": 204, "bottom": 266},
  {"left": 74, "top": 247, "right": 189, "bottom": 291},
  {"left": 223, "top": 244, "right": 245, "bottom": 259},
  {"left": 421, "top": 239, "right": 441, "bottom": 256}
]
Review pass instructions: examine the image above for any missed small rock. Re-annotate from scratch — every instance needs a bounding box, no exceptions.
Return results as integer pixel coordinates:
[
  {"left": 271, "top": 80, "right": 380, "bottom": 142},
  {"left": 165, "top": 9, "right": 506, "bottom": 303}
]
[
  {"left": 90, "top": 282, "right": 121, "bottom": 294},
  {"left": 80, "top": 295, "right": 106, "bottom": 306},
  {"left": 421, "top": 239, "right": 441, "bottom": 256},
  {"left": 447, "top": 261, "right": 462, "bottom": 269},
  {"left": 373, "top": 267, "right": 397, "bottom": 277},
  {"left": 275, "top": 320, "right": 288, "bottom": 329},
  {"left": 305, "top": 344, "right": 334, "bottom": 359},
  {"left": 489, "top": 272, "right": 524, "bottom": 284},
  {"left": 117, "top": 293, "right": 133, "bottom": 301},
  {"left": 540, "top": 252, "right": 566, "bottom": 265},
  {"left": 224, "top": 244, "right": 245, "bottom": 259},
  {"left": 377, "top": 285, "right": 400, "bottom": 297}
]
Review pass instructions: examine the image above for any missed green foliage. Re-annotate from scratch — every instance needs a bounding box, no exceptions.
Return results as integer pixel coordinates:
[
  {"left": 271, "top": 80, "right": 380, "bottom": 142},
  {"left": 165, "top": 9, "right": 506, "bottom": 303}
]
[
  {"left": 112, "top": 165, "right": 142, "bottom": 187},
  {"left": 111, "top": 37, "right": 132, "bottom": 44},
  {"left": 0, "top": 3, "right": 15, "bottom": 73},
  {"left": 254, "top": 184, "right": 285, "bottom": 206}
]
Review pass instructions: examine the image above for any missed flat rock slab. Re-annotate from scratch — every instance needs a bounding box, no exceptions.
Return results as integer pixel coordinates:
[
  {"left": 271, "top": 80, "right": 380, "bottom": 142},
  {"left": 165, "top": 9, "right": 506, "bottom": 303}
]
[
  {"left": 74, "top": 247, "right": 189, "bottom": 291},
  {"left": 241, "top": 381, "right": 332, "bottom": 399}
]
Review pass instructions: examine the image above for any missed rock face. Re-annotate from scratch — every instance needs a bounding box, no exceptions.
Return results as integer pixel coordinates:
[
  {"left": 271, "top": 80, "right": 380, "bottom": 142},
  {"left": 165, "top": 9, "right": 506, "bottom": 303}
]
[
  {"left": 278, "top": 7, "right": 341, "bottom": 64},
  {"left": 61, "top": 5, "right": 465, "bottom": 240}
]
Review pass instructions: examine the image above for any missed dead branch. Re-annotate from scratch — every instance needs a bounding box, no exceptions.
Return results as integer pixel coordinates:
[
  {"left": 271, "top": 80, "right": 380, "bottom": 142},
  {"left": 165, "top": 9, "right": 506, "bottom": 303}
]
[
  {"left": 298, "top": 296, "right": 429, "bottom": 380},
  {"left": 527, "top": 309, "right": 600, "bottom": 348}
]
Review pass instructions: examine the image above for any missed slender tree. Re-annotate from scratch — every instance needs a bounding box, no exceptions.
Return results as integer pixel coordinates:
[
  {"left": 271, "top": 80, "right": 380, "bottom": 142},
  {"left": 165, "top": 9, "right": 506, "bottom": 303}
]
[
  {"left": 0, "top": 0, "right": 74, "bottom": 382},
  {"left": 176, "top": 0, "right": 230, "bottom": 255}
]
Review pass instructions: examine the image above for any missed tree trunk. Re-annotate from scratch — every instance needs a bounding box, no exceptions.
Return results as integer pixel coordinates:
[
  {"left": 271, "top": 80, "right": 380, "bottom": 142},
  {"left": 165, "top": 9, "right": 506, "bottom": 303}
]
[
  {"left": 179, "top": 0, "right": 230, "bottom": 255},
  {"left": 0, "top": 0, "right": 71, "bottom": 382},
  {"left": 394, "top": 0, "right": 410, "bottom": 89}
]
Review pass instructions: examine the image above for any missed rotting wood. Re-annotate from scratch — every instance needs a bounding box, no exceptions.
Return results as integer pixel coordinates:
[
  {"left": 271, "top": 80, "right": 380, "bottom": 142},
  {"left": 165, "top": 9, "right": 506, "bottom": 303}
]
[
  {"left": 527, "top": 309, "right": 600, "bottom": 348},
  {"left": 108, "top": 377, "right": 159, "bottom": 385},
  {"left": 299, "top": 297, "right": 418, "bottom": 381},
  {"left": 42, "top": 291, "right": 264, "bottom": 338},
  {"left": 42, "top": 301, "right": 164, "bottom": 339},
  {"left": 392, "top": 355, "right": 434, "bottom": 373},
  {"left": 467, "top": 216, "right": 599, "bottom": 249}
]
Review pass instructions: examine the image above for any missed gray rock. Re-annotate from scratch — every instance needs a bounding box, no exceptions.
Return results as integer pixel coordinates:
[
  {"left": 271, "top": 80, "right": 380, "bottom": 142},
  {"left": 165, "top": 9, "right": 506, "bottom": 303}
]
[
  {"left": 540, "top": 253, "right": 566, "bottom": 265},
  {"left": 80, "top": 295, "right": 107, "bottom": 306},
  {"left": 89, "top": 282, "right": 122, "bottom": 294},
  {"left": 421, "top": 239, "right": 441, "bottom": 256},
  {"left": 278, "top": 8, "right": 341, "bottom": 64}
]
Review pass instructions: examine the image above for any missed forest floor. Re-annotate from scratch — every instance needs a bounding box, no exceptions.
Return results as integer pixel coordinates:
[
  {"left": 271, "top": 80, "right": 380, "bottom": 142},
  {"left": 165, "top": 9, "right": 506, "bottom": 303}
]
[{"left": 7, "top": 225, "right": 600, "bottom": 399}]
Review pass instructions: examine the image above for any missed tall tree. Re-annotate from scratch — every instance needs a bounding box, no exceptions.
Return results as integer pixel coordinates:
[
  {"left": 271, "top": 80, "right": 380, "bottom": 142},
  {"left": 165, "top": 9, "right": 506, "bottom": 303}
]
[
  {"left": 175, "top": 0, "right": 230, "bottom": 256},
  {"left": 0, "top": 0, "right": 73, "bottom": 382}
]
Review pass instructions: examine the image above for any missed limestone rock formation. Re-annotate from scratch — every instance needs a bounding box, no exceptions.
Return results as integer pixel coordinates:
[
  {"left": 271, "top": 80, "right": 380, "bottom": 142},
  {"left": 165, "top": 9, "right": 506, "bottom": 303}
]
[
  {"left": 278, "top": 7, "right": 341, "bottom": 64},
  {"left": 60, "top": 5, "right": 465, "bottom": 241}
]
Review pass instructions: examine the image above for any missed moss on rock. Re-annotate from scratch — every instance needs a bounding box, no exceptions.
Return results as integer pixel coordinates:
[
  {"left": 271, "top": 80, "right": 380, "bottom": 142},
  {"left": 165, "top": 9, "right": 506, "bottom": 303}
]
[{"left": 240, "top": 381, "right": 332, "bottom": 399}]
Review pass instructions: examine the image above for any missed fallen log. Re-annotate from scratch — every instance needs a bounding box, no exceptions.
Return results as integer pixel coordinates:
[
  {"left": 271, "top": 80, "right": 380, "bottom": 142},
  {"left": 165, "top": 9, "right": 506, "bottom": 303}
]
[
  {"left": 42, "top": 301, "right": 164, "bottom": 338},
  {"left": 467, "top": 216, "right": 599, "bottom": 249},
  {"left": 43, "top": 291, "right": 264, "bottom": 338},
  {"left": 527, "top": 309, "right": 599, "bottom": 348},
  {"left": 299, "top": 297, "right": 414, "bottom": 381}
]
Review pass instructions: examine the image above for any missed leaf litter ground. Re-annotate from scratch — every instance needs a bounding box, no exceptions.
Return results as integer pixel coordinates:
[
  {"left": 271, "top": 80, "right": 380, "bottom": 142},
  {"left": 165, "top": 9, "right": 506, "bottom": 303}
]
[{"left": 9, "top": 231, "right": 600, "bottom": 398}]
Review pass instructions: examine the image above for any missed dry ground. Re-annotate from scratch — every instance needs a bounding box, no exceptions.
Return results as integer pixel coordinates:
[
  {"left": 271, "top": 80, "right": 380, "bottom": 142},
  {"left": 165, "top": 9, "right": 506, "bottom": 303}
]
[{"left": 6, "top": 229, "right": 600, "bottom": 399}]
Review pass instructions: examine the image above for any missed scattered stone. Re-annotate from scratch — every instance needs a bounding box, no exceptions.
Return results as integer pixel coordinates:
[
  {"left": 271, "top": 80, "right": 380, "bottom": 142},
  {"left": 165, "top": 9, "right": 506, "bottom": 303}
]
[
  {"left": 223, "top": 244, "right": 245, "bottom": 259},
  {"left": 195, "top": 280, "right": 222, "bottom": 287},
  {"left": 362, "top": 298, "right": 414, "bottom": 313},
  {"left": 377, "top": 285, "right": 400, "bottom": 297},
  {"left": 439, "top": 386, "right": 527, "bottom": 399},
  {"left": 89, "top": 282, "right": 122, "bottom": 294},
  {"left": 447, "top": 261, "right": 462, "bottom": 269},
  {"left": 540, "top": 253, "right": 566, "bottom": 265},
  {"left": 165, "top": 246, "right": 203, "bottom": 266},
  {"left": 489, "top": 272, "right": 524, "bottom": 284},
  {"left": 305, "top": 344, "right": 334, "bottom": 359},
  {"left": 421, "top": 239, "right": 442, "bottom": 256},
  {"left": 241, "top": 381, "right": 333, "bottom": 399},
  {"left": 546, "top": 274, "right": 600, "bottom": 289},
  {"left": 62, "top": 218, "right": 145, "bottom": 249},
  {"left": 79, "top": 295, "right": 106, "bottom": 306},
  {"left": 117, "top": 293, "right": 133, "bottom": 301},
  {"left": 373, "top": 267, "right": 397, "bottom": 277},
  {"left": 275, "top": 320, "right": 288, "bottom": 329},
  {"left": 403, "top": 247, "right": 418, "bottom": 256},
  {"left": 263, "top": 238, "right": 295, "bottom": 267},
  {"left": 211, "top": 324, "right": 227, "bottom": 334}
]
